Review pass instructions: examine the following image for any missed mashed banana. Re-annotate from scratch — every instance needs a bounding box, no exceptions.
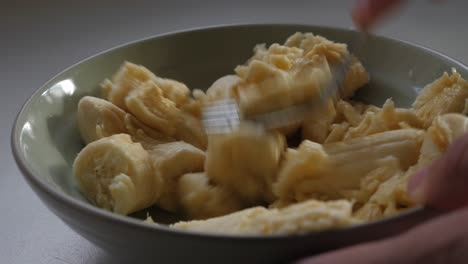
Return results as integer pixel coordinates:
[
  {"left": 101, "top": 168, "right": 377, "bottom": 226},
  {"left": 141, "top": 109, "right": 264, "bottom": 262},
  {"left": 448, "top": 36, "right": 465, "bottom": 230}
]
[{"left": 73, "top": 32, "right": 468, "bottom": 235}]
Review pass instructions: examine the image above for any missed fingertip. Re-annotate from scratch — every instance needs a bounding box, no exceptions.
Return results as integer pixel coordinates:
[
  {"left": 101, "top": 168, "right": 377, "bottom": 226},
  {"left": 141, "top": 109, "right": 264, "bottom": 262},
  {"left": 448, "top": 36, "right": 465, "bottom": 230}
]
[
  {"left": 407, "top": 168, "right": 428, "bottom": 204},
  {"left": 352, "top": 1, "right": 372, "bottom": 31}
]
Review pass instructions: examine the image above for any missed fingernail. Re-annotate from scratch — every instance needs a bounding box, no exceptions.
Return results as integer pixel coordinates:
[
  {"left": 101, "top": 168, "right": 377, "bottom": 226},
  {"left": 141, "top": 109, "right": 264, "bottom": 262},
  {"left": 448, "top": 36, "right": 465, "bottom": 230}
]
[{"left": 407, "top": 168, "right": 428, "bottom": 202}]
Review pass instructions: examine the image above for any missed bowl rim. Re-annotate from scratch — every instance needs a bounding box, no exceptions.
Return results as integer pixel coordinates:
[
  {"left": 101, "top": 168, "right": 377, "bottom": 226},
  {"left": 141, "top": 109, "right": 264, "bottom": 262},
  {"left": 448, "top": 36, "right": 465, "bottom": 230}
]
[{"left": 11, "top": 22, "right": 464, "bottom": 241}]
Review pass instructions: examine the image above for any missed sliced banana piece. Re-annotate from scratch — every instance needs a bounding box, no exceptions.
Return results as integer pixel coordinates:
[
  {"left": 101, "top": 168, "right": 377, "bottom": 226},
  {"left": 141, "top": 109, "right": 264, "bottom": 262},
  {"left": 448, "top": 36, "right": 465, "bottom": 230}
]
[
  {"left": 147, "top": 141, "right": 206, "bottom": 213},
  {"left": 102, "top": 62, "right": 190, "bottom": 111},
  {"left": 171, "top": 199, "right": 358, "bottom": 235},
  {"left": 152, "top": 75, "right": 190, "bottom": 107},
  {"left": 412, "top": 71, "right": 468, "bottom": 128},
  {"left": 77, "top": 96, "right": 127, "bottom": 144},
  {"left": 205, "top": 123, "right": 286, "bottom": 204},
  {"left": 274, "top": 129, "right": 424, "bottom": 204},
  {"left": 173, "top": 113, "right": 208, "bottom": 150},
  {"left": 123, "top": 114, "right": 175, "bottom": 149},
  {"left": 73, "top": 134, "right": 162, "bottom": 215},
  {"left": 125, "top": 81, "right": 179, "bottom": 136},
  {"left": 77, "top": 96, "right": 173, "bottom": 147},
  {"left": 205, "top": 75, "right": 240, "bottom": 101},
  {"left": 124, "top": 80, "right": 207, "bottom": 150},
  {"left": 178, "top": 172, "right": 244, "bottom": 220},
  {"left": 355, "top": 114, "right": 468, "bottom": 221}
]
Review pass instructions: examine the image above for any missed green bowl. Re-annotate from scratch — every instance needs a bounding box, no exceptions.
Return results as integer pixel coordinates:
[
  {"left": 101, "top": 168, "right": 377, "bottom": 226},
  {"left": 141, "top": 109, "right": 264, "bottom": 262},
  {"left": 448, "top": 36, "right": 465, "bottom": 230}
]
[{"left": 11, "top": 24, "right": 466, "bottom": 263}]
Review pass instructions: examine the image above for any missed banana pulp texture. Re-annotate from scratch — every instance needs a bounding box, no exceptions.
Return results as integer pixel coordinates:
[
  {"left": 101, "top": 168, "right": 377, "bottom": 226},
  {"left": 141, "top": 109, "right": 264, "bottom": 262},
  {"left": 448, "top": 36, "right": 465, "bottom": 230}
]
[
  {"left": 205, "top": 123, "right": 286, "bottom": 205},
  {"left": 102, "top": 61, "right": 190, "bottom": 110},
  {"left": 303, "top": 98, "right": 424, "bottom": 144},
  {"left": 289, "top": 33, "right": 370, "bottom": 142},
  {"left": 342, "top": 99, "right": 424, "bottom": 140},
  {"left": 102, "top": 62, "right": 207, "bottom": 150},
  {"left": 413, "top": 71, "right": 468, "bottom": 128},
  {"left": 171, "top": 199, "right": 358, "bottom": 235},
  {"left": 77, "top": 96, "right": 127, "bottom": 144},
  {"left": 301, "top": 98, "right": 337, "bottom": 143},
  {"left": 233, "top": 33, "right": 369, "bottom": 133},
  {"left": 273, "top": 129, "right": 424, "bottom": 205},
  {"left": 73, "top": 134, "right": 162, "bottom": 215},
  {"left": 355, "top": 113, "right": 468, "bottom": 221},
  {"left": 284, "top": 33, "right": 370, "bottom": 99},
  {"left": 205, "top": 75, "right": 241, "bottom": 101},
  {"left": 77, "top": 96, "right": 174, "bottom": 148},
  {"left": 178, "top": 172, "right": 244, "bottom": 219},
  {"left": 147, "top": 141, "right": 206, "bottom": 213}
]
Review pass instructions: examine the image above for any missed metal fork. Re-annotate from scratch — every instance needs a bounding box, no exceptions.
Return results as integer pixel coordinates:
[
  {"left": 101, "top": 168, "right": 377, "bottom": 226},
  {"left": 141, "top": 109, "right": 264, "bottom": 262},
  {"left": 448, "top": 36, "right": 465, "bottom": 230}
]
[{"left": 202, "top": 55, "right": 353, "bottom": 134}]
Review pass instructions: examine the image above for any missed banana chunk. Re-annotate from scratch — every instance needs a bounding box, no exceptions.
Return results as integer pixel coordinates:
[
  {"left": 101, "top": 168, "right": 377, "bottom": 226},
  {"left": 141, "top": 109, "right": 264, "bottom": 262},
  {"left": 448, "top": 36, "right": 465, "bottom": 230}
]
[
  {"left": 102, "top": 62, "right": 207, "bottom": 149},
  {"left": 77, "top": 96, "right": 173, "bottom": 147},
  {"left": 73, "top": 134, "right": 162, "bottom": 215},
  {"left": 285, "top": 32, "right": 369, "bottom": 98},
  {"left": 355, "top": 114, "right": 468, "bottom": 221},
  {"left": 302, "top": 98, "right": 337, "bottom": 143},
  {"left": 413, "top": 71, "right": 468, "bottom": 128},
  {"left": 171, "top": 199, "right": 358, "bottom": 235},
  {"left": 178, "top": 173, "right": 244, "bottom": 219},
  {"left": 286, "top": 33, "right": 369, "bottom": 141},
  {"left": 102, "top": 62, "right": 190, "bottom": 110},
  {"left": 205, "top": 124, "right": 286, "bottom": 204},
  {"left": 77, "top": 96, "right": 127, "bottom": 144},
  {"left": 173, "top": 112, "right": 208, "bottom": 150},
  {"left": 417, "top": 113, "right": 468, "bottom": 166},
  {"left": 125, "top": 80, "right": 180, "bottom": 136},
  {"left": 147, "top": 141, "right": 206, "bottom": 213},
  {"left": 206, "top": 75, "right": 240, "bottom": 101},
  {"left": 234, "top": 43, "right": 333, "bottom": 117},
  {"left": 344, "top": 99, "right": 423, "bottom": 140},
  {"left": 274, "top": 129, "right": 424, "bottom": 205}
]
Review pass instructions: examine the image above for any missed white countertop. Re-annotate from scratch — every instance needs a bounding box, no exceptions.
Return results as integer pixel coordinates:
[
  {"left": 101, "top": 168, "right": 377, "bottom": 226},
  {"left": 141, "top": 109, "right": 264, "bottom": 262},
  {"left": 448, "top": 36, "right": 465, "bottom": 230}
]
[{"left": 1, "top": 1, "right": 467, "bottom": 263}]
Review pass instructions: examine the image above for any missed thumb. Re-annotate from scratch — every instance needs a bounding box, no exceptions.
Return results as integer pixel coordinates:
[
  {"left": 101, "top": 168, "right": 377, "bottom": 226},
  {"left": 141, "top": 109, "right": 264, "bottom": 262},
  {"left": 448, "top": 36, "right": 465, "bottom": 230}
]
[{"left": 408, "top": 133, "right": 468, "bottom": 210}]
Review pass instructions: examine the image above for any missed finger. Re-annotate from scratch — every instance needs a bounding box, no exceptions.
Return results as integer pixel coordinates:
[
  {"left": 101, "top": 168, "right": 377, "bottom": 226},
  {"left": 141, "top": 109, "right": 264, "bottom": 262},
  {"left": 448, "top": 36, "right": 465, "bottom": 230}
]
[
  {"left": 294, "top": 208, "right": 468, "bottom": 264},
  {"left": 352, "top": 0, "right": 405, "bottom": 31},
  {"left": 408, "top": 133, "right": 468, "bottom": 210}
]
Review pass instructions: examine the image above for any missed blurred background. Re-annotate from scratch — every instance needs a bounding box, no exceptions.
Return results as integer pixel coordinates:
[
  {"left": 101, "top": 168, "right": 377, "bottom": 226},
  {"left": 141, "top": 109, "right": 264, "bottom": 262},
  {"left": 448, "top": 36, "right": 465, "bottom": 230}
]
[{"left": 1, "top": 0, "right": 467, "bottom": 263}]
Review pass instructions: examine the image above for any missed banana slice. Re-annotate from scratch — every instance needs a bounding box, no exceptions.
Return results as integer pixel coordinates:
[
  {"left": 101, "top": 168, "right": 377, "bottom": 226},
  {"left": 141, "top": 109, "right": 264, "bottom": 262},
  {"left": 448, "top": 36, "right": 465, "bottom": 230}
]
[
  {"left": 73, "top": 134, "right": 162, "bottom": 215},
  {"left": 123, "top": 114, "right": 175, "bottom": 149},
  {"left": 412, "top": 71, "right": 468, "bottom": 128},
  {"left": 284, "top": 32, "right": 369, "bottom": 99},
  {"left": 178, "top": 172, "right": 244, "bottom": 219},
  {"left": 171, "top": 199, "right": 358, "bottom": 235},
  {"left": 77, "top": 96, "right": 127, "bottom": 144},
  {"left": 125, "top": 80, "right": 179, "bottom": 136},
  {"left": 122, "top": 79, "right": 207, "bottom": 150},
  {"left": 102, "top": 62, "right": 190, "bottom": 110},
  {"left": 302, "top": 98, "right": 337, "bottom": 143},
  {"left": 152, "top": 75, "right": 190, "bottom": 107},
  {"left": 179, "top": 90, "right": 206, "bottom": 119},
  {"left": 344, "top": 99, "right": 423, "bottom": 140},
  {"left": 206, "top": 75, "right": 240, "bottom": 101},
  {"left": 77, "top": 96, "right": 173, "bottom": 147},
  {"left": 274, "top": 129, "right": 424, "bottom": 204},
  {"left": 173, "top": 113, "right": 208, "bottom": 150},
  {"left": 147, "top": 141, "right": 206, "bottom": 213},
  {"left": 205, "top": 123, "right": 286, "bottom": 204},
  {"left": 355, "top": 114, "right": 468, "bottom": 221}
]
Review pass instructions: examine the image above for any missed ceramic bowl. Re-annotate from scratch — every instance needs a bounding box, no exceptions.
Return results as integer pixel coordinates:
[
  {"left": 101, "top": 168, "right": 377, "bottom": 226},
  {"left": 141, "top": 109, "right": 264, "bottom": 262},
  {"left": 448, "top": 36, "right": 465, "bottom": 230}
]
[{"left": 12, "top": 24, "right": 467, "bottom": 264}]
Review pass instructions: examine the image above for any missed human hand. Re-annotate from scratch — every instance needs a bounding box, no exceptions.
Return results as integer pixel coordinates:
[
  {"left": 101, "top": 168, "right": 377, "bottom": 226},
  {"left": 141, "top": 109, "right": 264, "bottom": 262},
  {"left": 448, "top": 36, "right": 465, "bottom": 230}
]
[
  {"left": 295, "top": 133, "right": 468, "bottom": 264},
  {"left": 352, "top": 0, "right": 405, "bottom": 31}
]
